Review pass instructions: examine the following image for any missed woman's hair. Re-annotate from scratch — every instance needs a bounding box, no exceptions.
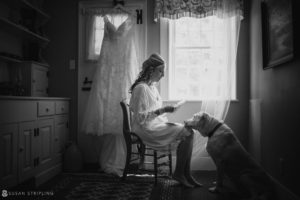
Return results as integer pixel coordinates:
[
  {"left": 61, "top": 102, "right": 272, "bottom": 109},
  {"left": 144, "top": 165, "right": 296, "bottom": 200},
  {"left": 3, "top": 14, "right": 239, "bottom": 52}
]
[{"left": 129, "top": 53, "right": 165, "bottom": 93}]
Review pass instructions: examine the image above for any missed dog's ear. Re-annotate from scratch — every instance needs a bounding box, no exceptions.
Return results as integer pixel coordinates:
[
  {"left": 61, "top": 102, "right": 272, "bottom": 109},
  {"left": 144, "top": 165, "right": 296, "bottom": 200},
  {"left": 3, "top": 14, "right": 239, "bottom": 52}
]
[
  {"left": 199, "top": 112, "right": 213, "bottom": 124},
  {"left": 202, "top": 112, "right": 211, "bottom": 122}
]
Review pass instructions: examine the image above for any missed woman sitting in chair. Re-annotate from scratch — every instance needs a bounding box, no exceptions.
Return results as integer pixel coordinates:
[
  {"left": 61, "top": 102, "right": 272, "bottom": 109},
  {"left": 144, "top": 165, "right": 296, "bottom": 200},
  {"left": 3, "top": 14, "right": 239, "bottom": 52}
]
[{"left": 129, "top": 53, "right": 202, "bottom": 187}]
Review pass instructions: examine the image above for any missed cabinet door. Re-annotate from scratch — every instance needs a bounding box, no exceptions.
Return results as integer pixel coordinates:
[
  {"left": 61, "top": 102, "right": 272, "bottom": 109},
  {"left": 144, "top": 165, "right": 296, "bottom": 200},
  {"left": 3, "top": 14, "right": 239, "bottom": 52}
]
[
  {"left": 54, "top": 116, "right": 69, "bottom": 157},
  {"left": 37, "top": 119, "right": 54, "bottom": 167},
  {"left": 31, "top": 64, "right": 48, "bottom": 97},
  {"left": 0, "top": 124, "right": 18, "bottom": 188},
  {"left": 18, "top": 121, "right": 37, "bottom": 183}
]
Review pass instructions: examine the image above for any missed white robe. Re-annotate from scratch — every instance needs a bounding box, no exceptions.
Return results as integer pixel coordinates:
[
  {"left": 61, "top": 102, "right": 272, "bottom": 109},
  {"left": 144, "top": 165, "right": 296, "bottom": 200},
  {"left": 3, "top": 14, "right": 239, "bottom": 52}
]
[{"left": 129, "top": 83, "right": 190, "bottom": 152}]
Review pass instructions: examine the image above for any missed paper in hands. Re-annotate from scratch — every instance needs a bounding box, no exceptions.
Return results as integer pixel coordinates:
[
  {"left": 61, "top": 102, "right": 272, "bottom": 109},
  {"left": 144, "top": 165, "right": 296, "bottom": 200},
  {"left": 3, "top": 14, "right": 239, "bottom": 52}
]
[{"left": 173, "top": 99, "right": 186, "bottom": 111}]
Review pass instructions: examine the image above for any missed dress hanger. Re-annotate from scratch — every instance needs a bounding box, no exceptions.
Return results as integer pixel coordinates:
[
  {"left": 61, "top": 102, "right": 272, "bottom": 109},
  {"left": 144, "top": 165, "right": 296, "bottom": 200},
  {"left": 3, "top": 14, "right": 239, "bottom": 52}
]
[
  {"left": 109, "top": 0, "right": 142, "bottom": 24},
  {"left": 112, "top": 1, "right": 136, "bottom": 17}
]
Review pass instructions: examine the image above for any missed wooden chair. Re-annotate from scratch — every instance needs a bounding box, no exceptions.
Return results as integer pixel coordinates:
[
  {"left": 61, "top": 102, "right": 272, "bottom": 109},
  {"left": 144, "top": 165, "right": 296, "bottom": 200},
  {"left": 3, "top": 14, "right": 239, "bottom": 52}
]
[{"left": 120, "top": 100, "right": 172, "bottom": 185}]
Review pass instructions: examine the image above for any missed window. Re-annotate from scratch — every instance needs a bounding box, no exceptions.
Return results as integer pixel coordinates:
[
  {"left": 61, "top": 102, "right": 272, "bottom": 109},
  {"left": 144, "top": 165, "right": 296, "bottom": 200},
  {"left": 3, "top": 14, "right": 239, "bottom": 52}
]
[
  {"left": 94, "top": 16, "right": 105, "bottom": 55},
  {"left": 85, "top": 15, "right": 104, "bottom": 61},
  {"left": 160, "top": 16, "right": 238, "bottom": 101}
]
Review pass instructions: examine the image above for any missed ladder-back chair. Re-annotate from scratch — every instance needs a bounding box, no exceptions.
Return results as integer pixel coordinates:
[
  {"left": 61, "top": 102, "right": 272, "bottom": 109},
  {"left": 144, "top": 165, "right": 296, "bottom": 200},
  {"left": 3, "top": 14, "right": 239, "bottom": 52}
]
[{"left": 120, "top": 100, "right": 172, "bottom": 185}]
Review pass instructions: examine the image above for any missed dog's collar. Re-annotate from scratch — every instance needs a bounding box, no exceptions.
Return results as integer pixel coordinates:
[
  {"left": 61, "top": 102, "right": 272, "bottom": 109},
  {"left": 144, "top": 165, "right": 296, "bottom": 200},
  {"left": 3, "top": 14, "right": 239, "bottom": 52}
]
[{"left": 207, "top": 122, "right": 223, "bottom": 138}]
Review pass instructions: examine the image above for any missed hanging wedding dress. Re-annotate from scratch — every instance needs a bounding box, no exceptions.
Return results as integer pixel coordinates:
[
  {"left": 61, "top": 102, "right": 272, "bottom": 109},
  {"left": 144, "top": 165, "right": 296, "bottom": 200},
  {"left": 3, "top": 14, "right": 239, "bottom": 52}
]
[{"left": 82, "top": 13, "right": 138, "bottom": 176}]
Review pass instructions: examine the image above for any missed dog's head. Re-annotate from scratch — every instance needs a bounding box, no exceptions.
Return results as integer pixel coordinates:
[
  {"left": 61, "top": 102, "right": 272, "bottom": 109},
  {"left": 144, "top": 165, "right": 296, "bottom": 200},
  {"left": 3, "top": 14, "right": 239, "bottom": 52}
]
[{"left": 184, "top": 112, "right": 221, "bottom": 137}]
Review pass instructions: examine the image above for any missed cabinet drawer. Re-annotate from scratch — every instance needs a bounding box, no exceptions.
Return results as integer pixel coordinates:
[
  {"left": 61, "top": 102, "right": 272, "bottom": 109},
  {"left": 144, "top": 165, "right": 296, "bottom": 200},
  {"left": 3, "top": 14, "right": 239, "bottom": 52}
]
[
  {"left": 38, "top": 101, "right": 54, "bottom": 116},
  {"left": 0, "top": 100, "right": 36, "bottom": 123},
  {"left": 55, "top": 101, "right": 69, "bottom": 114}
]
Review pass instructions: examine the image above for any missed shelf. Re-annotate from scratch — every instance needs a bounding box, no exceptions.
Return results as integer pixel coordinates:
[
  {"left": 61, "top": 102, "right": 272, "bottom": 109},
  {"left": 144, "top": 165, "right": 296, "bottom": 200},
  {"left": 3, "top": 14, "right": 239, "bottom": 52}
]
[
  {"left": 0, "top": 55, "right": 22, "bottom": 63},
  {"left": 0, "top": 17, "right": 50, "bottom": 43},
  {"left": 1, "top": 0, "right": 50, "bottom": 20},
  {"left": 21, "top": 0, "right": 50, "bottom": 20},
  {"left": 0, "top": 55, "right": 50, "bottom": 67},
  {"left": 23, "top": 60, "right": 50, "bottom": 68}
]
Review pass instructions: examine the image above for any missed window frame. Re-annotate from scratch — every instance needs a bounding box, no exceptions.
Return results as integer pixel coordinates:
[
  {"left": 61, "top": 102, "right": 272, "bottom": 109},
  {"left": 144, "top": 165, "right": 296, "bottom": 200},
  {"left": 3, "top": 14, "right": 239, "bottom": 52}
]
[{"left": 159, "top": 17, "right": 238, "bottom": 102}]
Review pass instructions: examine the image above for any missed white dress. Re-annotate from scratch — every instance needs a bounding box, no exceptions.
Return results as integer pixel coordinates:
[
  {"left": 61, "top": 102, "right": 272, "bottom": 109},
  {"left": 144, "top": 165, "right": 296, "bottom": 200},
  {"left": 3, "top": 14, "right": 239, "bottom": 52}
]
[
  {"left": 129, "top": 83, "right": 191, "bottom": 152},
  {"left": 82, "top": 14, "right": 138, "bottom": 136},
  {"left": 82, "top": 14, "right": 138, "bottom": 176}
]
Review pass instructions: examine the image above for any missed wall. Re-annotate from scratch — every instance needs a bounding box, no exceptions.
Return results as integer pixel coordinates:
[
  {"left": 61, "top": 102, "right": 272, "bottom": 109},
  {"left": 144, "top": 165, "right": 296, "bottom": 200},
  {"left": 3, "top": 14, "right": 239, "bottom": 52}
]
[
  {"left": 44, "top": 0, "right": 250, "bottom": 167},
  {"left": 250, "top": 0, "right": 300, "bottom": 197},
  {"left": 44, "top": 0, "right": 79, "bottom": 142}
]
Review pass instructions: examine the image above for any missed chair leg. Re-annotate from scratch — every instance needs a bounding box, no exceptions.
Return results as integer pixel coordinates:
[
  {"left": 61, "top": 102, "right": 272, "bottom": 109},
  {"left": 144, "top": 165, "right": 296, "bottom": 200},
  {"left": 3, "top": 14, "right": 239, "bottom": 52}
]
[
  {"left": 122, "top": 146, "right": 132, "bottom": 180},
  {"left": 168, "top": 152, "right": 172, "bottom": 176},
  {"left": 154, "top": 150, "right": 158, "bottom": 185},
  {"left": 138, "top": 144, "right": 145, "bottom": 169}
]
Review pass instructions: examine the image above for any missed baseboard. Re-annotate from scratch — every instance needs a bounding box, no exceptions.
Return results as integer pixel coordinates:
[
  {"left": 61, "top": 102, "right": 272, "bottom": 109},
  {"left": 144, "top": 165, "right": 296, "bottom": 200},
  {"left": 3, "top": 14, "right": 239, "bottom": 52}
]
[{"left": 35, "top": 163, "right": 62, "bottom": 187}]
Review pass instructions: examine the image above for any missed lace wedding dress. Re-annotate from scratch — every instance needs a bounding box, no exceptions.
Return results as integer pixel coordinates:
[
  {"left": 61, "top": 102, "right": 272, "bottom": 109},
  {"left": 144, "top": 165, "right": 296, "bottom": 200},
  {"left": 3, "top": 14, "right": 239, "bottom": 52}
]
[{"left": 82, "top": 14, "right": 138, "bottom": 176}]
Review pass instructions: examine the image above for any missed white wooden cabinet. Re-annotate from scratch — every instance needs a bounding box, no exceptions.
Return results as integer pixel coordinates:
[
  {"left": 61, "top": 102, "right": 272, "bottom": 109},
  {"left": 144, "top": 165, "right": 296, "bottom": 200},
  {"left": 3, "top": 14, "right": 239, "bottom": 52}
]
[
  {"left": 0, "top": 124, "right": 18, "bottom": 188},
  {"left": 13, "top": 62, "right": 49, "bottom": 97},
  {"left": 54, "top": 116, "right": 69, "bottom": 157},
  {"left": 31, "top": 63, "right": 49, "bottom": 97},
  {"left": 37, "top": 119, "right": 54, "bottom": 169},
  {"left": 0, "top": 97, "right": 69, "bottom": 188},
  {"left": 18, "top": 121, "right": 36, "bottom": 183}
]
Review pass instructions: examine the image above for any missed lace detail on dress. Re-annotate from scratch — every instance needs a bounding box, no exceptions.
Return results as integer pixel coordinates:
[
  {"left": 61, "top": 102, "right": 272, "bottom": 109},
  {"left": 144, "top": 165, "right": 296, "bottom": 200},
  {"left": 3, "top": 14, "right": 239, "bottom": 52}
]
[{"left": 82, "top": 14, "right": 139, "bottom": 136}]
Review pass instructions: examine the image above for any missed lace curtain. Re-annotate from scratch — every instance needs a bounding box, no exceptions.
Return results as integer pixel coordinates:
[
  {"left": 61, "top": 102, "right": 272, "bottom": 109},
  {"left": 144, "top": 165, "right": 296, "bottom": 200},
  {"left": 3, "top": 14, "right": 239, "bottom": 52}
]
[
  {"left": 155, "top": 0, "right": 243, "bottom": 169},
  {"left": 154, "top": 0, "right": 243, "bottom": 21}
]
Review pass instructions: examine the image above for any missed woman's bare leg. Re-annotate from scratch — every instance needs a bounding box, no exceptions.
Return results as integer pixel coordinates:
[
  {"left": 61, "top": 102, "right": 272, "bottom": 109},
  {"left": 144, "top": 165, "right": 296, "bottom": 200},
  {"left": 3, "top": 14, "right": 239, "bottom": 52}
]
[
  {"left": 173, "top": 131, "right": 194, "bottom": 188},
  {"left": 184, "top": 129, "right": 203, "bottom": 187}
]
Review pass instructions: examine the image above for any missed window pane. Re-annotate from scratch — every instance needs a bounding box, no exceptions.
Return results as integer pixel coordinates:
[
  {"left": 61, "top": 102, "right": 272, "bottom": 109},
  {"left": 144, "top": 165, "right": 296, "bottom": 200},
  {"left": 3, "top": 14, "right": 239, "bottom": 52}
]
[
  {"left": 95, "top": 16, "right": 104, "bottom": 55},
  {"left": 170, "top": 48, "right": 222, "bottom": 100},
  {"left": 174, "top": 17, "right": 213, "bottom": 47}
]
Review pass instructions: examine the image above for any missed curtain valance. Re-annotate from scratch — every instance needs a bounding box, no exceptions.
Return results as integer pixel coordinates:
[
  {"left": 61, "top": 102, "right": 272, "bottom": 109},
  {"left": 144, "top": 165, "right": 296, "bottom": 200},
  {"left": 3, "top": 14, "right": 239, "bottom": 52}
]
[{"left": 154, "top": 0, "right": 243, "bottom": 21}]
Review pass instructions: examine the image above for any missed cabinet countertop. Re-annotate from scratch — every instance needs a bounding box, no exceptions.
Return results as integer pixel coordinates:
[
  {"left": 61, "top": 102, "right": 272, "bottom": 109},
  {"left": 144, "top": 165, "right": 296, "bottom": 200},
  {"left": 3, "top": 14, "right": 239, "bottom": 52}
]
[{"left": 0, "top": 96, "right": 70, "bottom": 100}]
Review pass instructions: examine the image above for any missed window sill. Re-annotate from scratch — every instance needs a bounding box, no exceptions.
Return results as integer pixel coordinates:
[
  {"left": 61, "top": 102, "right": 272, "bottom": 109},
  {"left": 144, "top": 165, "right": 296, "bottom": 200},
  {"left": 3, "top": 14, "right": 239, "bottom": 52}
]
[{"left": 163, "top": 99, "right": 239, "bottom": 104}]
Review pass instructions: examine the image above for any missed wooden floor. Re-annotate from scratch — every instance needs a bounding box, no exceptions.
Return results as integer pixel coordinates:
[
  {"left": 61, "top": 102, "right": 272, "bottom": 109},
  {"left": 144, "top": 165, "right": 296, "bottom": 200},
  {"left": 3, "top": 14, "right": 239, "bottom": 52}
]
[
  {"left": 151, "top": 170, "right": 241, "bottom": 200},
  {"left": 11, "top": 165, "right": 242, "bottom": 200},
  {"left": 10, "top": 163, "right": 300, "bottom": 200}
]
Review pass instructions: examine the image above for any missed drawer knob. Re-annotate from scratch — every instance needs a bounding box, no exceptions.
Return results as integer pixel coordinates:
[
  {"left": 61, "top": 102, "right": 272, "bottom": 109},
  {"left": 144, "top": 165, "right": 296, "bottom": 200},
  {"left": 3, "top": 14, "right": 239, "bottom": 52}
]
[
  {"left": 61, "top": 107, "right": 64, "bottom": 111},
  {"left": 19, "top": 147, "right": 24, "bottom": 152},
  {"left": 46, "top": 108, "right": 49, "bottom": 112}
]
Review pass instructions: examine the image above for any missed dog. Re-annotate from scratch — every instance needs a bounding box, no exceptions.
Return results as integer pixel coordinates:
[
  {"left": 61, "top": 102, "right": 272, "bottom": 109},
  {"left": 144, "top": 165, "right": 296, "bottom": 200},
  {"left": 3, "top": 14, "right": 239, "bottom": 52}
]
[{"left": 185, "top": 112, "right": 275, "bottom": 200}]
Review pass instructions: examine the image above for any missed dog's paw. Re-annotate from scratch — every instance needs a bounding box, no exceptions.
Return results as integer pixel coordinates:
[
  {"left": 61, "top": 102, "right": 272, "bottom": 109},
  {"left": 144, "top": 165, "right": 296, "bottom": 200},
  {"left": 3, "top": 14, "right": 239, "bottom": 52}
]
[{"left": 208, "top": 186, "right": 221, "bottom": 193}]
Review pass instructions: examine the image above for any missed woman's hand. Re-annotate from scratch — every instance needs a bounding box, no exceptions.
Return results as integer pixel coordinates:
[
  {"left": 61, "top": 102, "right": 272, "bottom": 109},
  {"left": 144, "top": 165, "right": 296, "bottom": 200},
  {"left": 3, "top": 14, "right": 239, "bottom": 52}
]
[
  {"left": 154, "top": 106, "right": 176, "bottom": 116},
  {"left": 163, "top": 105, "right": 176, "bottom": 113}
]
